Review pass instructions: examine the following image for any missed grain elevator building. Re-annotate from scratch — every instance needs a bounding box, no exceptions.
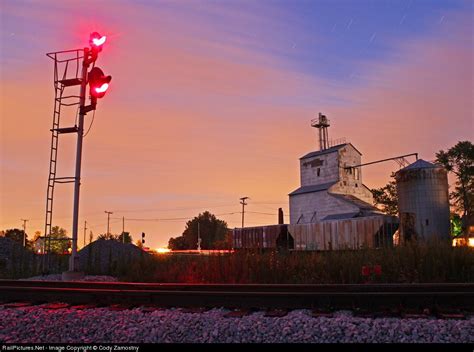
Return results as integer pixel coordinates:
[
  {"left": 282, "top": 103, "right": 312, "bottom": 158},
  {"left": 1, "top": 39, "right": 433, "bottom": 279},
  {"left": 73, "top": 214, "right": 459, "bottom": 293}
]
[{"left": 289, "top": 114, "right": 381, "bottom": 224}]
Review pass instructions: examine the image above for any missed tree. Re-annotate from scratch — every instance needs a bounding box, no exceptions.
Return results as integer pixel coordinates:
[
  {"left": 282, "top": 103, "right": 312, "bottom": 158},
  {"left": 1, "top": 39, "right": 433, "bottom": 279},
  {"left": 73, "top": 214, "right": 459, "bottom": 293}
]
[
  {"left": 168, "top": 211, "right": 228, "bottom": 250},
  {"left": 371, "top": 180, "right": 398, "bottom": 216},
  {"left": 96, "top": 232, "right": 133, "bottom": 244},
  {"left": 451, "top": 213, "right": 463, "bottom": 237},
  {"left": 213, "top": 230, "right": 233, "bottom": 250},
  {"left": 168, "top": 235, "right": 187, "bottom": 250},
  {"left": 97, "top": 233, "right": 117, "bottom": 241},
  {"left": 48, "top": 226, "right": 70, "bottom": 254},
  {"left": 33, "top": 231, "right": 41, "bottom": 242},
  {"left": 436, "top": 141, "right": 474, "bottom": 217},
  {"left": 4, "top": 228, "right": 27, "bottom": 245},
  {"left": 117, "top": 232, "right": 133, "bottom": 244}
]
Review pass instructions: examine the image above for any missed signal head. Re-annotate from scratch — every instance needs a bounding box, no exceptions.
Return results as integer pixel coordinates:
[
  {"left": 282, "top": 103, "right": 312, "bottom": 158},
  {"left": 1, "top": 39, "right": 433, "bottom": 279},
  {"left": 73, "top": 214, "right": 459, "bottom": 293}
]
[
  {"left": 88, "top": 67, "right": 112, "bottom": 99},
  {"left": 90, "top": 32, "right": 107, "bottom": 48}
]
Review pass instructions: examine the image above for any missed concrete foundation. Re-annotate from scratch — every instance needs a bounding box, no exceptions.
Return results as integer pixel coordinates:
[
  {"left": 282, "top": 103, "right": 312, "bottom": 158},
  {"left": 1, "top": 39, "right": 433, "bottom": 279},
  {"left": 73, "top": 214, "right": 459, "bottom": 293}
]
[{"left": 61, "top": 271, "right": 85, "bottom": 281}]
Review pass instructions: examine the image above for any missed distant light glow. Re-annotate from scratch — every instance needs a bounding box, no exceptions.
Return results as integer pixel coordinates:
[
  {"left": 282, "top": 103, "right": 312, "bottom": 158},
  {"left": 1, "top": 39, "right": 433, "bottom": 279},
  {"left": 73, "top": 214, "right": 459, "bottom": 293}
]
[
  {"left": 156, "top": 247, "right": 171, "bottom": 254},
  {"left": 95, "top": 83, "right": 109, "bottom": 93},
  {"left": 453, "top": 237, "right": 474, "bottom": 247},
  {"left": 92, "top": 36, "right": 106, "bottom": 46}
]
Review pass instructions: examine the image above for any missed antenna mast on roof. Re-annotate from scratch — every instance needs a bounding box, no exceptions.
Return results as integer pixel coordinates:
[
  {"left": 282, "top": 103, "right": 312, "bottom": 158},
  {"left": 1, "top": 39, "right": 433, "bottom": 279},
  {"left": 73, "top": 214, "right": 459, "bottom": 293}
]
[{"left": 311, "top": 113, "right": 330, "bottom": 151}]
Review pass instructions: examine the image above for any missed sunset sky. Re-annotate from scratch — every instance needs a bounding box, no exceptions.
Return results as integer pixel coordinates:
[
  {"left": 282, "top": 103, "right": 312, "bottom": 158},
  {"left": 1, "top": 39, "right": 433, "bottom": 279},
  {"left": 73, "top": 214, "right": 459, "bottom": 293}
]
[{"left": 1, "top": 0, "right": 472, "bottom": 249}]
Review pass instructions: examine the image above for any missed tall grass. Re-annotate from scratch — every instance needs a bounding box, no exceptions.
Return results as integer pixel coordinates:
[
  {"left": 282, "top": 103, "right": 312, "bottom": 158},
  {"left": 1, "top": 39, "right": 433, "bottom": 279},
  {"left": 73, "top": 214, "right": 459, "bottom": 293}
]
[{"left": 120, "top": 243, "right": 474, "bottom": 284}]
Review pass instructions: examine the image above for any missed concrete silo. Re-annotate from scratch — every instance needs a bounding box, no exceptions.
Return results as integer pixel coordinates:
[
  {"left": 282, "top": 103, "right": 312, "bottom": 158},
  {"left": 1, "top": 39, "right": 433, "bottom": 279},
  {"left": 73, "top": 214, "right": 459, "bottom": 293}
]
[{"left": 394, "top": 159, "right": 450, "bottom": 243}]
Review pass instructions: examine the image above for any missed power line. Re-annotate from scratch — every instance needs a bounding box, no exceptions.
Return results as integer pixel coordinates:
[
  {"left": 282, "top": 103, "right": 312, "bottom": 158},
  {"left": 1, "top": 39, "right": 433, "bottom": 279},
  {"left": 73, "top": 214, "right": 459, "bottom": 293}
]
[
  {"left": 246, "top": 211, "right": 277, "bottom": 216},
  {"left": 251, "top": 202, "right": 287, "bottom": 205},
  {"left": 248, "top": 211, "right": 290, "bottom": 217},
  {"left": 83, "top": 109, "right": 96, "bottom": 137},
  {"left": 109, "top": 212, "right": 241, "bottom": 222},
  {"left": 112, "top": 203, "right": 237, "bottom": 213}
]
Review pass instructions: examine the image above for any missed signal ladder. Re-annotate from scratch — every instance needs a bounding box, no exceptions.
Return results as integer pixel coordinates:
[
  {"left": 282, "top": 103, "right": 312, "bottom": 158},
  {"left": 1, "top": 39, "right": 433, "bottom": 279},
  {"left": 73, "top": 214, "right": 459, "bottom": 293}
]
[{"left": 43, "top": 49, "right": 84, "bottom": 264}]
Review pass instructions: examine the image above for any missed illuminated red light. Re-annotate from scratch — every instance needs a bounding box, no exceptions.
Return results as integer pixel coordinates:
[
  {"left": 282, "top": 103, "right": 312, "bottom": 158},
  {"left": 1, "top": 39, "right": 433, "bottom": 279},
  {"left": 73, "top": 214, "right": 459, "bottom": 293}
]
[
  {"left": 92, "top": 36, "right": 106, "bottom": 46},
  {"left": 95, "top": 83, "right": 109, "bottom": 93}
]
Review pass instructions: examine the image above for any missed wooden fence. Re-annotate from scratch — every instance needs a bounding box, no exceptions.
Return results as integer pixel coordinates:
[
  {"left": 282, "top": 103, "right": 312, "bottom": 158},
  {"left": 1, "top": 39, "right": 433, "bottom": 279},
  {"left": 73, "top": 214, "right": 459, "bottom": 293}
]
[{"left": 289, "top": 215, "right": 398, "bottom": 250}]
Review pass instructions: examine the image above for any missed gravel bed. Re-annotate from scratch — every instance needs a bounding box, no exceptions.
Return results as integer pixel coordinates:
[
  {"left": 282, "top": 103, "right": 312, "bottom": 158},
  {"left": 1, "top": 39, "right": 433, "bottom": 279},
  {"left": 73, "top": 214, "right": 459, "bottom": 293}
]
[
  {"left": 0, "top": 307, "right": 472, "bottom": 343},
  {"left": 21, "top": 274, "right": 118, "bottom": 282}
]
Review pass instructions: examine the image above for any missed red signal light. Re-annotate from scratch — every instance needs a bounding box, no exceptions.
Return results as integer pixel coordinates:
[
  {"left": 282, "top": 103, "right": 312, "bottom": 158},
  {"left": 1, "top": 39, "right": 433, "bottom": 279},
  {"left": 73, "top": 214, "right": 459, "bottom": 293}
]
[
  {"left": 95, "top": 83, "right": 109, "bottom": 94},
  {"left": 90, "top": 32, "right": 106, "bottom": 47},
  {"left": 92, "top": 36, "right": 106, "bottom": 47},
  {"left": 88, "top": 67, "right": 112, "bottom": 99}
]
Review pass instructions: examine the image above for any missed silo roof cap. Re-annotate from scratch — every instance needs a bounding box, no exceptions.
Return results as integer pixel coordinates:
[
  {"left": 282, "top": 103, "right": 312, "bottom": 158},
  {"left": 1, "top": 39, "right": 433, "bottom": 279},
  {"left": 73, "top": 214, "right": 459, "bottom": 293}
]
[{"left": 401, "top": 159, "right": 438, "bottom": 170}]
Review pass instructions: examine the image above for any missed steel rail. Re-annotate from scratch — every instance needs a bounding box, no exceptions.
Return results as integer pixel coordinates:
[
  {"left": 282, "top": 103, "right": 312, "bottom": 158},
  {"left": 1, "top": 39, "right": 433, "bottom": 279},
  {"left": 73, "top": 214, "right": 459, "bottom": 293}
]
[
  {"left": 0, "top": 280, "right": 472, "bottom": 310},
  {"left": 0, "top": 279, "right": 474, "bottom": 291}
]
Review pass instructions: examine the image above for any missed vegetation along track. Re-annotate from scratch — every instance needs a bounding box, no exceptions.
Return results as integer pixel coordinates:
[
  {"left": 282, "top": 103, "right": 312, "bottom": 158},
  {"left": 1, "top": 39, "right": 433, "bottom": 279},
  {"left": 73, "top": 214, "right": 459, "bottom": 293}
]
[{"left": 0, "top": 280, "right": 472, "bottom": 313}]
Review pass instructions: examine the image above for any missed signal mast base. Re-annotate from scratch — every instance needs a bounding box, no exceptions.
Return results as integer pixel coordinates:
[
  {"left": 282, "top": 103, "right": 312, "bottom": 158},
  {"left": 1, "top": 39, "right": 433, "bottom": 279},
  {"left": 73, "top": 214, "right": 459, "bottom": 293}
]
[{"left": 61, "top": 270, "right": 85, "bottom": 281}]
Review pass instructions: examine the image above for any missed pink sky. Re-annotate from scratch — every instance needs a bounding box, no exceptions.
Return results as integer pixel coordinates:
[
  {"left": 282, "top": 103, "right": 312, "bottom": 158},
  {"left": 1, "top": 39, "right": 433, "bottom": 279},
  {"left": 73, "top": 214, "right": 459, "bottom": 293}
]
[{"left": 0, "top": 2, "right": 472, "bottom": 248}]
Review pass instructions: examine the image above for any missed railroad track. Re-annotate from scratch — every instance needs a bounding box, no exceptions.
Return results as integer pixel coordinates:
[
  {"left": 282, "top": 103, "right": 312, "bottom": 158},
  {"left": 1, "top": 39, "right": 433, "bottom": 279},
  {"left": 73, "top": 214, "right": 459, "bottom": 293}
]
[{"left": 0, "top": 280, "right": 472, "bottom": 313}]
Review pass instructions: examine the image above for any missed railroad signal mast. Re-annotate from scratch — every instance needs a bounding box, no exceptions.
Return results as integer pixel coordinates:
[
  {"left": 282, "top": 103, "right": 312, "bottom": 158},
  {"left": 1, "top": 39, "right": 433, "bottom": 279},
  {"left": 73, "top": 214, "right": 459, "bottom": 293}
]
[{"left": 45, "top": 33, "right": 112, "bottom": 273}]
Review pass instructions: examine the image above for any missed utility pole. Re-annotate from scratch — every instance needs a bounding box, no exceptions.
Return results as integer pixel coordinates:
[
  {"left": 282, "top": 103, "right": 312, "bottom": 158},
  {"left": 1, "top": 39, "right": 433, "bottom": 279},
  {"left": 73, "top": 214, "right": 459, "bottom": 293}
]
[
  {"left": 20, "top": 219, "right": 28, "bottom": 247},
  {"left": 105, "top": 211, "right": 113, "bottom": 236},
  {"left": 83, "top": 221, "right": 87, "bottom": 249},
  {"left": 197, "top": 222, "right": 201, "bottom": 251},
  {"left": 122, "top": 216, "right": 125, "bottom": 243},
  {"left": 240, "top": 197, "right": 249, "bottom": 228}
]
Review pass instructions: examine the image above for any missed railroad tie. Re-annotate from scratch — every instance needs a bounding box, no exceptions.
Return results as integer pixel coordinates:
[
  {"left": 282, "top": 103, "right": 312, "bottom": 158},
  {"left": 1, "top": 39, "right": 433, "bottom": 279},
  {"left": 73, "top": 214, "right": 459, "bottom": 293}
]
[
  {"left": 109, "top": 304, "right": 133, "bottom": 311},
  {"left": 311, "top": 310, "right": 333, "bottom": 318},
  {"left": 181, "top": 307, "right": 208, "bottom": 314},
  {"left": 71, "top": 304, "right": 98, "bottom": 310},
  {"left": 3, "top": 302, "right": 32, "bottom": 308},
  {"left": 223, "top": 309, "right": 253, "bottom": 318},
  {"left": 140, "top": 305, "right": 162, "bottom": 313},
  {"left": 41, "top": 302, "right": 70, "bottom": 310},
  {"left": 264, "top": 309, "right": 288, "bottom": 318}
]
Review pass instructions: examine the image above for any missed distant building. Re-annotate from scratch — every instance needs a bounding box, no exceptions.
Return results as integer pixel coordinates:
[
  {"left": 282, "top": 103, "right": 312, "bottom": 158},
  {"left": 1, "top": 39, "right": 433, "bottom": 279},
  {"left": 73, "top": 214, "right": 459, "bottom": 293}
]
[
  {"left": 34, "top": 237, "right": 44, "bottom": 254},
  {"left": 289, "top": 114, "right": 381, "bottom": 224},
  {"left": 395, "top": 159, "right": 450, "bottom": 243},
  {"left": 289, "top": 143, "right": 380, "bottom": 224}
]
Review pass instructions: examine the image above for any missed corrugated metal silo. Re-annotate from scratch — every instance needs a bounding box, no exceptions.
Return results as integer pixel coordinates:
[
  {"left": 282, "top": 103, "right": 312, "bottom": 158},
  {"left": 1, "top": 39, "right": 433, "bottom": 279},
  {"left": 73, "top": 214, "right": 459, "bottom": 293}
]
[{"left": 394, "top": 159, "right": 450, "bottom": 243}]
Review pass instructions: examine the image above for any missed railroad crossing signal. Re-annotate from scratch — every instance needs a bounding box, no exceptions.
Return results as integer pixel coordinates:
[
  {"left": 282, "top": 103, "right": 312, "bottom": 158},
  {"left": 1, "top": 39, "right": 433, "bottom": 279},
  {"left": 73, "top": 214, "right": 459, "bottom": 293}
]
[{"left": 142, "top": 232, "right": 145, "bottom": 244}]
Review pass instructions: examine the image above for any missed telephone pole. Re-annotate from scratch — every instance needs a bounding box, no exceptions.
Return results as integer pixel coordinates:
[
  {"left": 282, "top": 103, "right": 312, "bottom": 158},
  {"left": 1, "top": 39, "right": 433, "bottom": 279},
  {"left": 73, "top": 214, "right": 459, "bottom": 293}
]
[
  {"left": 239, "top": 197, "right": 249, "bottom": 228},
  {"left": 122, "top": 216, "right": 125, "bottom": 243},
  {"left": 105, "top": 211, "right": 113, "bottom": 236},
  {"left": 197, "top": 222, "right": 201, "bottom": 251},
  {"left": 20, "top": 219, "right": 28, "bottom": 247},
  {"left": 83, "top": 221, "right": 87, "bottom": 248}
]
